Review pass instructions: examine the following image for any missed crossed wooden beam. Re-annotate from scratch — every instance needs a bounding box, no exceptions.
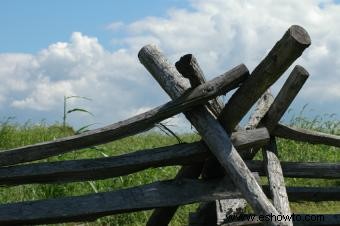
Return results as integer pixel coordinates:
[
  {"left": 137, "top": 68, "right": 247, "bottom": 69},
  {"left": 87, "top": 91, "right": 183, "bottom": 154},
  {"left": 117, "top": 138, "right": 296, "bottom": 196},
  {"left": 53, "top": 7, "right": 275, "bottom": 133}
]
[
  {"left": 1, "top": 25, "right": 334, "bottom": 226},
  {"left": 143, "top": 25, "right": 311, "bottom": 226}
]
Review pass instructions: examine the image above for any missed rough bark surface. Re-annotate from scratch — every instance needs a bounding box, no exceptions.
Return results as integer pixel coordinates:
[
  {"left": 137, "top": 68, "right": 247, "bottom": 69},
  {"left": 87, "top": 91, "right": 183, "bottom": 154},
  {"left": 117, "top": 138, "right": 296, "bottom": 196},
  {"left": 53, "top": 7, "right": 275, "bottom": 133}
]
[
  {"left": 139, "top": 45, "right": 281, "bottom": 225},
  {"left": 273, "top": 123, "right": 340, "bottom": 147},
  {"left": 0, "top": 178, "right": 243, "bottom": 225},
  {"left": 263, "top": 137, "right": 292, "bottom": 226},
  {"left": 219, "top": 25, "right": 311, "bottom": 132}
]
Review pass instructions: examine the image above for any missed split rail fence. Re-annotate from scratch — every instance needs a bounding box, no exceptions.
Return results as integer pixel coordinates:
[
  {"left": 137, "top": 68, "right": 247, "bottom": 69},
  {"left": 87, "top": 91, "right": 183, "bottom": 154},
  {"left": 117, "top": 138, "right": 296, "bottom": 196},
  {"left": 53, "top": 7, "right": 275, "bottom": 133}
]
[{"left": 0, "top": 25, "right": 339, "bottom": 226}]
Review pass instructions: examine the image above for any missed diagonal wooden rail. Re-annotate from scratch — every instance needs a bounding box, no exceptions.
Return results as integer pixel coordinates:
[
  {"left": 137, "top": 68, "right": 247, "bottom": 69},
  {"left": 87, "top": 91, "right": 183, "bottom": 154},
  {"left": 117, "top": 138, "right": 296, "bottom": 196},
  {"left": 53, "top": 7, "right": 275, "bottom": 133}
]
[
  {"left": 273, "top": 123, "right": 340, "bottom": 147},
  {"left": 219, "top": 25, "right": 311, "bottom": 132},
  {"left": 2, "top": 24, "right": 336, "bottom": 226},
  {"left": 224, "top": 65, "right": 307, "bottom": 226},
  {"left": 138, "top": 45, "right": 282, "bottom": 225},
  {"left": 0, "top": 66, "right": 247, "bottom": 167},
  {"left": 148, "top": 53, "right": 231, "bottom": 226},
  {"left": 152, "top": 24, "right": 311, "bottom": 226},
  {"left": 154, "top": 25, "right": 311, "bottom": 226}
]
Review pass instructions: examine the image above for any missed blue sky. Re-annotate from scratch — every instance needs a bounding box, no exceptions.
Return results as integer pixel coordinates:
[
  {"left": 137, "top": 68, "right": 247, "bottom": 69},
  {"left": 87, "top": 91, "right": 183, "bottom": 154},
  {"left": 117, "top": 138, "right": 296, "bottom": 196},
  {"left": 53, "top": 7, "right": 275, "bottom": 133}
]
[
  {"left": 0, "top": 0, "right": 190, "bottom": 52},
  {"left": 0, "top": 0, "right": 340, "bottom": 131}
]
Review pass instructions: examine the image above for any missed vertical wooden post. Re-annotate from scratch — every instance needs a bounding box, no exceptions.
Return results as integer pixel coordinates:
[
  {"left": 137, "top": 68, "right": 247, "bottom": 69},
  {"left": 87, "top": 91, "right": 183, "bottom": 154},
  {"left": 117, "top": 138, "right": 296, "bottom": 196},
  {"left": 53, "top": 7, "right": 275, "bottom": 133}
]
[{"left": 263, "top": 137, "right": 293, "bottom": 226}]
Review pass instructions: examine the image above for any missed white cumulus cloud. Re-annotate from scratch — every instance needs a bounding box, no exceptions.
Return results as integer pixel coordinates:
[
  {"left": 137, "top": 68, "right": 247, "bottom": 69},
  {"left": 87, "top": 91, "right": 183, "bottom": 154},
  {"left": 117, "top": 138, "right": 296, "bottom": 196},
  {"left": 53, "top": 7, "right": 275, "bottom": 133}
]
[{"left": 0, "top": 0, "right": 339, "bottom": 130}]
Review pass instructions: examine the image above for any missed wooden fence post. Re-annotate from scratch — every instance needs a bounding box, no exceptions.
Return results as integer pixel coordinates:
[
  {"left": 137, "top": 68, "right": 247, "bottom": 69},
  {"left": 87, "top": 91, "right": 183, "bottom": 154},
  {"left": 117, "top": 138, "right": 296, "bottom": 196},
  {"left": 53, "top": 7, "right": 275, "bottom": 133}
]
[
  {"left": 188, "top": 25, "right": 311, "bottom": 226},
  {"left": 139, "top": 45, "right": 282, "bottom": 225}
]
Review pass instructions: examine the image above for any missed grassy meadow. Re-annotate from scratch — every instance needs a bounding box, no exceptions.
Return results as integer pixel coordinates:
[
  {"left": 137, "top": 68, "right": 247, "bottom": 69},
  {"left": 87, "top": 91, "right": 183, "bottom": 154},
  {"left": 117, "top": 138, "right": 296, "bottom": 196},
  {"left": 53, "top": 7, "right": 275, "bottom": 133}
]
[{"left": 0, "top": 115, "right": 339, "bottom": 225}]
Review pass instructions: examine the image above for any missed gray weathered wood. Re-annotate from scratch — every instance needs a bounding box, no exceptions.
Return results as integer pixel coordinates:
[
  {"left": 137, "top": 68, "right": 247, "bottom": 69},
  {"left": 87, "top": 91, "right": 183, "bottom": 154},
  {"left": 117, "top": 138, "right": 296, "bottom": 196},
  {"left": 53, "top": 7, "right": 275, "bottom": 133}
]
[
  {"left": 0, "top": 178, "right": 244, "bottom": 225},
  {"left": 206, "top": 90, "right": 274, "bottom": 226},
  {"left": 242, "top": 65, "right": 309, "bottom": 161},
  {"left": 138, "top": 45, "right": 281, "bottom": 225},
  {"left": 175, "top": 160, "right": 340, "bottom": 180},
  {"left": 6, "top": 178, "right": 336, "bottom": 225},
  {"left": 245, "top": 90, "right": 274, "bottom": 130},
  {"left": 224, "top": 64, "right": 308, "bottom": 225},
  {"left": 212, "top": 91, "right": 273, "bottom": 226},
  {"left": 219, "top": 25, "right": 311, "bottom": 132},
  {"left": 189, "top": 173, "right": 261, "bottom": 226},
  {"left": 264, "top": 186, "right": 340, "bottom": 202},
  {"left": 148, "top": 54, "right": 240, "bottom": 226},
  {"left": 241, "top": 90, "right": 275, "bottom": 160},
  {"left": 195, "top": 25, "right": 311, "bottom": 224},
  {"left": 189, "top": 198, "right": 250, "bottom": 226},
  {"left": 179, "top": 58, "right": 270, "bottom": 225},
  {"left": 240, "top": 65, "right": 309, "bottom": 226},
  {"left": 146, "top": 164, "right": 204, "bottom": 226},
  {"left": 262, "top": 137, "right": 292, "bottom": 226},
  {"left": 247, "top": 160, "right": 340, "bottom": 179},
  {"left": 175, "top": 54, "right": 224, "bottom": 117},
  {"left": 0, "top": 128, "right": 269, "bottom": 186},
  {"left": 178, "top": 25, "right": 312, "bottom": 225},
  {"left": 195, "top": 25, "right": 312, "bottom": 225},
  {"left": 273, "top": 123, "right": 340, "bottom": 147},
  {"left": 252, "top": 90, "right": 291, "bottom": 225},
  {"left": 260, "top": 65, "right": 310, "bottom": 132},
  {"left": 0, "top": 68, "right": 247, "bottom": 167}
]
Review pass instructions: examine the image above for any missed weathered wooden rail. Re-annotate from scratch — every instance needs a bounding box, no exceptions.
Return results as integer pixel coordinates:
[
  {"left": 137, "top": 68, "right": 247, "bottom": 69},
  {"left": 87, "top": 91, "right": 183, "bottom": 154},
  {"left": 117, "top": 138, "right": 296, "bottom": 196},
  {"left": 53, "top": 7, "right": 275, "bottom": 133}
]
[{"left": 0, "top": 25, "right": 339, "bottom": 226}]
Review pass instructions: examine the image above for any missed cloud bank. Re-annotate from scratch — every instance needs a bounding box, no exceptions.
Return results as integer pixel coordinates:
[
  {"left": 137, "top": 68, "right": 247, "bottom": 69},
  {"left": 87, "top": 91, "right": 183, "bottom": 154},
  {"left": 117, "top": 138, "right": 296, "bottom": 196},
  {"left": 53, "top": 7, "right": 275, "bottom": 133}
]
[{"left": 0, "top": 0, "right": 339, "bottom": 130}]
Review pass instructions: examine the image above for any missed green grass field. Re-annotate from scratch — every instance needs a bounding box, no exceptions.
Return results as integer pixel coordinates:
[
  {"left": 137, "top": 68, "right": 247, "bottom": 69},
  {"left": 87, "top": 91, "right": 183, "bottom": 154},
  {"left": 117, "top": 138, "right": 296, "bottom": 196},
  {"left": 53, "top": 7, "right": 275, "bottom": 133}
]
[{"left": 0, "top": 117, "right": 339, "bottom": 225}]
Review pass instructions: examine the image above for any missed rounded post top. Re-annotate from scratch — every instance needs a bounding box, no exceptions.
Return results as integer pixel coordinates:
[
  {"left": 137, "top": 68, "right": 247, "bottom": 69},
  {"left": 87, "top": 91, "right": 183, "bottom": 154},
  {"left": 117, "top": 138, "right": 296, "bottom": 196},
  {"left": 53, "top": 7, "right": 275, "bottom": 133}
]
[
  {"left": 289, "top": 25, "right": 311, "bottom": 46},
  {"left": 293, "top": 65, "right": 310, "bottom": 78}
]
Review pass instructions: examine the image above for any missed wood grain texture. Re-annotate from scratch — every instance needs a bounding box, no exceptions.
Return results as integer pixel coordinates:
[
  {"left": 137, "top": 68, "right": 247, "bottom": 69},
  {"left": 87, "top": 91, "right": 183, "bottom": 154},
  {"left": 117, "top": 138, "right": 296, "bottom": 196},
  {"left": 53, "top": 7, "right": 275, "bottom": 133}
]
[
  {"left": 243, "top": 66, "right": 309, "bottom": 226},
  {"left": 242, "top": 65, "right": 309, "bottom": 161},
  {"left": 146, "top": 52, "right": 219, "bottom": 226},
  {"left": 0, "top": 178, "right": 243, "bottom": 225},
  {"left": 219, "top": 25, "right": 311, "bottom": 132},
  {"left": 262, "top": 137, "right": 292, "bottom": 226},
  {"left": 176, "top": 35, "right": 308, "bottom": 224},
  {"left": 212, "top": 91, "right": 273, "bottom": 225},
  {"left": 209, "top": 25, "right": 311, "bottom": 225},
  {"left": 149, "top": 53, "right": 241, "bottom": 226},
  {"left": 245, "top": 90, "right": 274, "bottom": 130},
  {"left": 207, "top": 90, "right": 274, "bottom": 226},
  {"left": 260, "top": 65, "right": 309, "bottom": 132},
  {"left": 0, "top": 67, "right": 247, "bottom": 167},
  {"left": 241, "top": 90, "right": 274, "bottom": 159},
  {"left": 248, "top": 160, "right": 340, "bottom": 179},
  {"left": 139, "top": 45, "right": 281, "bottom": 225},
  {"left": 4, "top": 178, "right": 335, "bottom": 225},
  {"left": 146, "top": 164, "right": 204, "bottom": 226},
  {"left": 273, "top": 123, "right": 340, "bottom": 147},
  {"left": 262, "top": 186, "right": 340, "bottom": 202},
  {"left": 175, "top": 54, "right": 224, "bottom": 117},
  {"left": 0, "top": 128, "right": 269, "bottom": 186}
]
